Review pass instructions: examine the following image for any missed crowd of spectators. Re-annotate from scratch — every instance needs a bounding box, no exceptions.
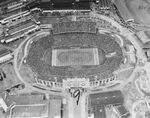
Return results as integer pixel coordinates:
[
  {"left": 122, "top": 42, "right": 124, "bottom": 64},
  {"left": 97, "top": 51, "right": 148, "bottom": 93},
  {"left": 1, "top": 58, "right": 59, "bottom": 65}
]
[
  {"left": 76, "top": 15, "right": 92, "bottom": 22},
  {"left": 91, "top": 17, "right": 120, "bottom": 32},
  {"left": 65, "top": 14, "right": 120, "bottom": 33},
  {"left": 26, "top": 36, "right": 52, "bottom": 79},
  {"left": 26, "top": 21, "right": 123, "bottom": 86},
  {"left": 52, "top": 21, "right": 97, "bottom": 34},
  {"left": 53, "top": 33, "right": 96, "bottom": 47},
  {"left": 96, "top": 33, "right": 123, "bottom": 55}
]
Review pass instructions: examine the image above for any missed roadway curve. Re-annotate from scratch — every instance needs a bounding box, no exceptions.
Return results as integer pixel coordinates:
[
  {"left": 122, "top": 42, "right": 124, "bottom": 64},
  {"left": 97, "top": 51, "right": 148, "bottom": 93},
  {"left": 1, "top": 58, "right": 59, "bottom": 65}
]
[
  {"left": 13, "top": 30, "right": 66, "bottom": 95},
  {"left": 87, "top": 12, "right": 147, "bottom": 91},
  {"left": 13, "top": 13, "right": 146, "bottom": 93},
  {"left": 14, "top": 32, "right": 88, "bottom": 118}
]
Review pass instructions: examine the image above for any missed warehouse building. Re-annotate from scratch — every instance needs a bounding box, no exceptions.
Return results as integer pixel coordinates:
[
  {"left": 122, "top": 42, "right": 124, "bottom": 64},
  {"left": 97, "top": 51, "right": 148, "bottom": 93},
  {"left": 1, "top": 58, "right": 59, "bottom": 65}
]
[{"left": 88, "top": 90, "right": 125, "bottom": 118}]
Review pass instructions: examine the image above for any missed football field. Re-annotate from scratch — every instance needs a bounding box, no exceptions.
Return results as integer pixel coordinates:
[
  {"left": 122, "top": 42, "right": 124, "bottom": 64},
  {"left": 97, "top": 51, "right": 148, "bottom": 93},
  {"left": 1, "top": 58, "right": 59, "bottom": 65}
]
[{"left": 52, "top": 48, "right": 100, "bottom": 66}]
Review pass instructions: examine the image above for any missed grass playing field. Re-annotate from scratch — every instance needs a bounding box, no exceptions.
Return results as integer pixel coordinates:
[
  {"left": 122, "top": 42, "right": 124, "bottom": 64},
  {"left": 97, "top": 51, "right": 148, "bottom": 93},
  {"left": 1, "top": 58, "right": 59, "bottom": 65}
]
[{"left": 51, "top": 48, "right": 100, "bottom": 66}]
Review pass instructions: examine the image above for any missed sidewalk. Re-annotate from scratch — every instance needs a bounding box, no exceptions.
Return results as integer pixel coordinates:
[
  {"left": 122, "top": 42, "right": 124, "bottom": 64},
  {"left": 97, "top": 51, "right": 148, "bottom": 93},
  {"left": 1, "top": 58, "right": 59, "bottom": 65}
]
[{"left": 68, "top": 93, "right": 87, "bottom": 118}]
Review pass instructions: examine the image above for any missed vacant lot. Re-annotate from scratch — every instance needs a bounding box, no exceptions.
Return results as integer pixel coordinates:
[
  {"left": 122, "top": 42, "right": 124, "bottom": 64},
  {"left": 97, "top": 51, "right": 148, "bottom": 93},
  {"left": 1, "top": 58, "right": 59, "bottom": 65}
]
[{"left": 125, "top": 0, "right": 150, "bottom": 25}]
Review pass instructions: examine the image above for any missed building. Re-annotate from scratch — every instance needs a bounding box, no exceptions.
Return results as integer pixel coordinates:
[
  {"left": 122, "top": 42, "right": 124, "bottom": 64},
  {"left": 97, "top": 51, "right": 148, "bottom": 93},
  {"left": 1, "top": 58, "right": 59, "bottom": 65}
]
[
  {"left": 0, "top": 49, "right": 13, "bottom": 64},
  {"left": 88, "top": 90, "right": 124, "bottom": 118},
  {"left": 25, "top": 0, "right": 92, "bottom": 11},
  {"left": 0, "top": 11, "right": 30, "bottom": 26},
  {"left": 113, "top": 105, "right": 130, "bottom": 118},
  {"left": 0, "top": 0, "right": 26, "bottom": 15},
  {"left": 6, "top": 94, "right": 64, "bottom": 118},
  {"left": 51, "top": 0, "right": 91, "bottom": 10},
  {"left": 25, "top": 0, "right": 41, "bottom": 9},
  {"left": 0, "top": 96, "right": 8, "bottom": 112},
  {"left": 7, "top": 1, "right": 25, "bottom": 12},
  {"left": 89, "top": 90, "right": 124, "bottom": 107},
  {"left": 6, "top": 94, "right": 49, "bottom": 118}
]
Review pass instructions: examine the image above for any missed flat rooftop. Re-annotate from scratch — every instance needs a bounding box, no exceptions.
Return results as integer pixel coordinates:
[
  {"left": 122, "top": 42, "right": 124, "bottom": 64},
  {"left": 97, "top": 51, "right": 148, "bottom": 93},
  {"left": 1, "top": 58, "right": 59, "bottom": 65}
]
[
  {"left": 6, "top": 94, "right": 63, "bottom": 118},
  {"left": 89, "top": 90, "right": 124, "bottom": 107}
]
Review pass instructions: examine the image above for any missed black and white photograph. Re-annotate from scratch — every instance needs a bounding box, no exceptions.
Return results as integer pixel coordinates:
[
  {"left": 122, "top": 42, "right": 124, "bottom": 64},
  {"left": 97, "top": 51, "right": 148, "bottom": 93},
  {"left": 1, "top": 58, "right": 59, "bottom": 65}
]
[{"left": 0, "top": 0, "right": 150, "bottom": 118}]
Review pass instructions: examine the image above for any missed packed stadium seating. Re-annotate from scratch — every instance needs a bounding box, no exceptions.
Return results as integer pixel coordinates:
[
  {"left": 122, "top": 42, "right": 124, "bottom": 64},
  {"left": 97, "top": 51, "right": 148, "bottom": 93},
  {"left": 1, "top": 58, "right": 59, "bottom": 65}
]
[
  {"left": 26, "top": 21, "right": 123, "bottom": 88},
  {"left": 69, "top": 14, "right": 120, "bottom": 33},
  {"left": 53, "top": 33, "right": 97, "bottom": 47},
  {"left": 91, "top": 17, "right": 120, "bottom": 32},
  {"left": 52, "top": 21, "right": 97, "bottom": 34}
]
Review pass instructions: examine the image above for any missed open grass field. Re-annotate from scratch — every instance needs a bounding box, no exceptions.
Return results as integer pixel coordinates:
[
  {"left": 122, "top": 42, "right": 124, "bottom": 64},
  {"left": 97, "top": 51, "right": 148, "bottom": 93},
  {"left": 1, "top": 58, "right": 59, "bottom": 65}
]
[{"left": 51, "top": 48, "right": 101, "bottom": 66}]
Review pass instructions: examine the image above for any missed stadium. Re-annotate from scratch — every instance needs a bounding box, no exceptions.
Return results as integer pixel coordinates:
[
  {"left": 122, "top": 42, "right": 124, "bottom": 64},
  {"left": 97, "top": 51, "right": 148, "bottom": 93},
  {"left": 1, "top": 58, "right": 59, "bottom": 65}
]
[
  {"left": 25, "top": 20, "right": 123, "bottom": 84},
  {"left": 0, "top": 0, "right": 144, "bottom": 118}
]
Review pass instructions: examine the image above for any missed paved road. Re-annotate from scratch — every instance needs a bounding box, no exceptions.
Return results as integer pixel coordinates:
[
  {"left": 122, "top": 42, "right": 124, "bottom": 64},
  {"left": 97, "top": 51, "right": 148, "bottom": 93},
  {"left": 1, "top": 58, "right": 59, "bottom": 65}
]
[
  {"left": 80, "top": 93, "right": 88, "bottom": 118},
  {"left": 68, "top": 97, "right": 74, "bottom": 118},
  {"left": 67, "top": 93, "right": 87, "bottom": 118}
]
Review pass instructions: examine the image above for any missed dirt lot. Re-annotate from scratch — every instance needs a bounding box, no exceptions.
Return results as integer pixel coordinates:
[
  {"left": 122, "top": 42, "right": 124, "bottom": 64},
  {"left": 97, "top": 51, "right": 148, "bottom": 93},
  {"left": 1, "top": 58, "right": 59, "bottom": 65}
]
[
  {"left": 125, "top": 0, "right": 150, "bottom": 25},
  {"left": 0, "top": 64, "right": 22, "bottom": 91}
]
